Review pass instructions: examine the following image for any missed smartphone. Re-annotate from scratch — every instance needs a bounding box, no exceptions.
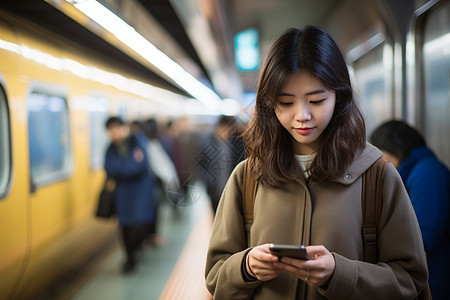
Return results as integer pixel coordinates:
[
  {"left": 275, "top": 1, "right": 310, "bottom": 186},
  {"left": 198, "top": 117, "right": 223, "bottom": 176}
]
[{"left": 269, "top": 243, "right": 309, "bottom": 260}]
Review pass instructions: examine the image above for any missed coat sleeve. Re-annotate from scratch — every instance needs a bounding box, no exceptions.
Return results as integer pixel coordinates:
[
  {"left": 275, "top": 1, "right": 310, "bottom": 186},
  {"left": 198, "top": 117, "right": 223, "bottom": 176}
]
[
  {"left": 205, "top": 161, "right": 263, "bottom": 299},
  {"left": 319, "top": 163, "right": 428, "bottom": 300}
]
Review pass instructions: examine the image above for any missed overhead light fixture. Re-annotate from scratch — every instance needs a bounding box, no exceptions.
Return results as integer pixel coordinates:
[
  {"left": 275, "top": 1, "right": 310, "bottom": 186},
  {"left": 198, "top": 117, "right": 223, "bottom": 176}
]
[
  {"left": 0, "top": 36, "right": 187, "bottom": 108},
  {"left": 65, "top": 0, "right": 222, "bottom": 111}
]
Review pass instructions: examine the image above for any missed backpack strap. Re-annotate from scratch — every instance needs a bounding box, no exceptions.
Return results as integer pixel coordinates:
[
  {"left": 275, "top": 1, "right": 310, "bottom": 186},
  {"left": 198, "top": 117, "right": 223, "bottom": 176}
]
[
  {"left": 362, "top": 157, "right": 387, "bottom": 263},
  {"left": 361, "top": 158, "right": 432, "bottom": 300},
  {"left": 242, "top": 160, "right": 258, "bottom": 234}
]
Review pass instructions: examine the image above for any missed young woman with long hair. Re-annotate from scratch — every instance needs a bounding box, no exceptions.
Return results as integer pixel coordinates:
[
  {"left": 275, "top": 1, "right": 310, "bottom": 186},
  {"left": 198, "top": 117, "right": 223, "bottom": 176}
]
[{"left": 205, "top": 26, "right": 428, "bottom": 300}]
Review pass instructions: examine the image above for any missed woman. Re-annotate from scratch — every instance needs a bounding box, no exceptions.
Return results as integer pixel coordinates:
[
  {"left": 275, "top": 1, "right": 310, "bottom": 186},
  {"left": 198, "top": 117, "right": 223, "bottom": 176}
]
[
  {"left": 205, "top": 26, "right": 428, "bottom": 299},
  {"left": 371, "top": 120, "right": 450, "bottom": 300}
]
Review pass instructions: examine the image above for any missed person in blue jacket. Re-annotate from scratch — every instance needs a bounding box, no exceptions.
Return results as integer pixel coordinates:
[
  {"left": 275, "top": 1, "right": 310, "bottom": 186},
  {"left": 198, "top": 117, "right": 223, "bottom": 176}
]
[
  {"left": 104, "top": 116, "right": 155, "bottom": 273},
  {"left": 370, "top": 120, "right": 450, "bottom": 300}
]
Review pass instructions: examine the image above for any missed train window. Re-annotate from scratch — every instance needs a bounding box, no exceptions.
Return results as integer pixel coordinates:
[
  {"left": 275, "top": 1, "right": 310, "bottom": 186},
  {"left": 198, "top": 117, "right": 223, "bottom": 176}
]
[
  {"left": 422, "top": 2, "right": 450, "bottom": 167},
  {"left": 88, "top": 97, "right": 110, "bottom": 170},
  {"left": 0, "top": 86, "right": 11, "bottom": 199},
  {"left": 27, "top": 92, "right": 71, "bottom": 186},
  {"left": 351, "top": 42, "right": 393, "bottom": 136}
]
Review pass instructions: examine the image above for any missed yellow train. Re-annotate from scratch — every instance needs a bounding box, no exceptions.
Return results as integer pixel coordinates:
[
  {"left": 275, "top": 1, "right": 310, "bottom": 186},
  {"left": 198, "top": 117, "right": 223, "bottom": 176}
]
[{"left": 0, "top": 8, "right": 185, "bottom": 299}]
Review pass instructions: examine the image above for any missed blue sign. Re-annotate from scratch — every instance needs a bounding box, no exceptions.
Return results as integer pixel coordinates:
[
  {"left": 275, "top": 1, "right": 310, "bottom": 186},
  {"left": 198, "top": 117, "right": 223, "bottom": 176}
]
[{"left": 234, "top": 28, "right": 260, "bottom": 71}]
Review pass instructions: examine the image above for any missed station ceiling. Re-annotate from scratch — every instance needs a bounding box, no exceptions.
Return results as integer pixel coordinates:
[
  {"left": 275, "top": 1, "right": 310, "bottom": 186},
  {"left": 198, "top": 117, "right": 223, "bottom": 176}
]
[
  {"left": 0, "top": 0, "right": 380, "bottom": 102},
  {"left": 136, "top": 0, "right": 345, "bottom": 98}
]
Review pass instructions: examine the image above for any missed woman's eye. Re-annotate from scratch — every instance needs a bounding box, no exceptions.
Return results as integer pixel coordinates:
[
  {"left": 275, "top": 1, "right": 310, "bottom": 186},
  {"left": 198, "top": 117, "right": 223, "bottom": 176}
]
[
  {"left": 278, "top": 101, "right": 293, "bottom": 106},
  {"left": 310, "top": 99, "right": 325, "bottom": 104}
]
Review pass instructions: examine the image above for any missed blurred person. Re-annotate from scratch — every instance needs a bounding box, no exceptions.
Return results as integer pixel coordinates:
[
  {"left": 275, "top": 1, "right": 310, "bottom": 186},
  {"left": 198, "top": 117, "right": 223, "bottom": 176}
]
[
  {"left": 130, "top": 120, "right": 142, "bottom": 135},
  {"left": 199, "top": 115, "right": 244, "bottom": 214},
  {"left": 171, "top": 117, "right": 201, "bottom": 205},
  {"left": 157, "top": 119, "right": 188, "bottom": 214},
  {"left": 142, "top": 118, "right": 179, "bottom": 245},
  {"left": 205, "top": 26, "right": 427, "bottom": 299},
  {"left": 370, "top": 119, "right": 450, "bottom": 300},
  {"left": 104, "top": 116, "right": 155, "bottom": 273},
  {"left": 229, "top": 118, "right": 247, "bottom": 168},
  {"left": 159, "top": 119, "right": 178, "bottom": 162},
  {"left": 130, "top": 120, "right": 151, "bottom": 146}
]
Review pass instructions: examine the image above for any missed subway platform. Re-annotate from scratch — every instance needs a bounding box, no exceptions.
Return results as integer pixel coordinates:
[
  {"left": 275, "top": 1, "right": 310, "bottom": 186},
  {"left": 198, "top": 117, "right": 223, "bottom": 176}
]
[{"left": 43, "top": 182, "right": 214, "bottom": 300}]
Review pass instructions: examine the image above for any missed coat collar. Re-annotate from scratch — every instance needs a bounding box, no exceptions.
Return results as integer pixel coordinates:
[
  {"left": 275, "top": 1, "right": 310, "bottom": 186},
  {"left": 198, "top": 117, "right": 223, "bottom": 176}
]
[
  {"left": 333, "top": 142, "right": 383, "bottom": 185},
  {"left": 290, "top": 143, "right": 383, "bottom": 186}
]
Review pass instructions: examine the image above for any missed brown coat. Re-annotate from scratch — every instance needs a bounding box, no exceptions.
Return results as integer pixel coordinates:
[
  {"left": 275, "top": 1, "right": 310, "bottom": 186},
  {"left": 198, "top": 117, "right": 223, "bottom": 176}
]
[{"left": 205, "top": 143, "right": 428, "bottom": 299}]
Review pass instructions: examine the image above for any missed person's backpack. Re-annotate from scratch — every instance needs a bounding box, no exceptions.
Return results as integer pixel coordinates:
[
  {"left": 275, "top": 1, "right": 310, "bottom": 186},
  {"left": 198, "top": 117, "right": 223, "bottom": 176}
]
[{"left": 241, "top": 158, "right": 431, "bottom": 299}]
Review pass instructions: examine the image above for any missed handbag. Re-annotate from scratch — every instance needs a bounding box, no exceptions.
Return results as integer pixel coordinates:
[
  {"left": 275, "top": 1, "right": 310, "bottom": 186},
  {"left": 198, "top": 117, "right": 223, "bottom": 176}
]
[{"left": 96, "top": 177, "right": 116, "bottom": 218}]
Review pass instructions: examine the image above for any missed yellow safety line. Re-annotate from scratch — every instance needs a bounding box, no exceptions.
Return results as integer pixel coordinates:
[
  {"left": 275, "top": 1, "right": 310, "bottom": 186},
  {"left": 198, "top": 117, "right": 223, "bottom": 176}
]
[{"left": 159, "top": 207, "right": 213, "bottom": 300}]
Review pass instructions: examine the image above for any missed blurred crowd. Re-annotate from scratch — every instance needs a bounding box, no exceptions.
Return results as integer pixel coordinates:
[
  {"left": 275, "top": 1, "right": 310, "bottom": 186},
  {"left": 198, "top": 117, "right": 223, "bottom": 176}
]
[{"left": 103, "top": 114, "right": 246, "bottom": 273}]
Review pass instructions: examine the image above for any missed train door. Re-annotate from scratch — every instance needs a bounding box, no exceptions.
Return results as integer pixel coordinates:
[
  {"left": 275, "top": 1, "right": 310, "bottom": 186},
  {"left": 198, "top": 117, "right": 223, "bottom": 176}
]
[
  {"left": 0, "top": 18, "right": 30, "bottom": 300},
  {"left": 421, "top": 1, "right": 450, "bottom": 167},
  {"left": 0, "top": 79, "right": 29, "bottom": 300},
  {"left": 15, "top": 86, "right": 74, "bottom": 298}
]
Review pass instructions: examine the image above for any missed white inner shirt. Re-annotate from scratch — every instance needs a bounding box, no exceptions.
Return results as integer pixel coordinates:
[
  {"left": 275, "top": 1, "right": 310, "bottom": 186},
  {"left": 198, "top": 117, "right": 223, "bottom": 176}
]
[{"left": 295, "top": 154, "right": 315, "bottom": 179}]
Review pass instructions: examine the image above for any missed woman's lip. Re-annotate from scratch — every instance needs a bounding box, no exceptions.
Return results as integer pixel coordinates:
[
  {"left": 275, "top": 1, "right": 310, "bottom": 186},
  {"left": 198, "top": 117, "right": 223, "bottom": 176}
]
[{"left": 295, "top": 127, "right": 313, "bottom": 135}]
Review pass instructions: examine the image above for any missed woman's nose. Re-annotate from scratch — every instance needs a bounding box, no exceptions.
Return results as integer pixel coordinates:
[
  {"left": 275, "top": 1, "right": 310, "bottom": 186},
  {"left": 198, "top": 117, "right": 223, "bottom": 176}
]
[{"left": 295, "top": 103, "right": 311, "bottom": 122}]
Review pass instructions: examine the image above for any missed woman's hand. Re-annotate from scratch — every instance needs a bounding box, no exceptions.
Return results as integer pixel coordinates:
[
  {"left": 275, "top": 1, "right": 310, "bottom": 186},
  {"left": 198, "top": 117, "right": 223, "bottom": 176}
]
[
  {"left": 273, "top": 245, "right": 335, "bottom": 287},
  {"left": 247, "top": 243, "right": 282, "bottom": 281}
]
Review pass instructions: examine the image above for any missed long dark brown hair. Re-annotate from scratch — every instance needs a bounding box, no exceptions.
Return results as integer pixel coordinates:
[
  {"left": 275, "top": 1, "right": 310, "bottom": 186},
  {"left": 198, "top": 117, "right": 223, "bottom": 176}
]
[{"left": 243, "top": 26, "right": 366, "bottom": 187}]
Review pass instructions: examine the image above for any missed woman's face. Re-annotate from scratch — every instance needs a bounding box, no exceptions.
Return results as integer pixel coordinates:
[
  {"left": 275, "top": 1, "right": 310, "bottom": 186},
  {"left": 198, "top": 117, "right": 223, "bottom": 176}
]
[{"left": 275, "top": 70, "right": 336, "bottom": 155}]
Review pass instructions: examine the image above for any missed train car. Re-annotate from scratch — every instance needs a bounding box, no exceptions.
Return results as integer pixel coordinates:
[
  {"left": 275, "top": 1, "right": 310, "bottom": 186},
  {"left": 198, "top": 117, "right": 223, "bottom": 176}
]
[{"left": 0, "top": 8, "right": 188, "bottom": 299}]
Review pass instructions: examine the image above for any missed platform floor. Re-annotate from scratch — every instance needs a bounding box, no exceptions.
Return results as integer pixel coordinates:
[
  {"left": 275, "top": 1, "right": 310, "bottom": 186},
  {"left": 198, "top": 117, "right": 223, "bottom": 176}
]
[{"left": 49, "top": 182, "right": 214, "bottom": 300}]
